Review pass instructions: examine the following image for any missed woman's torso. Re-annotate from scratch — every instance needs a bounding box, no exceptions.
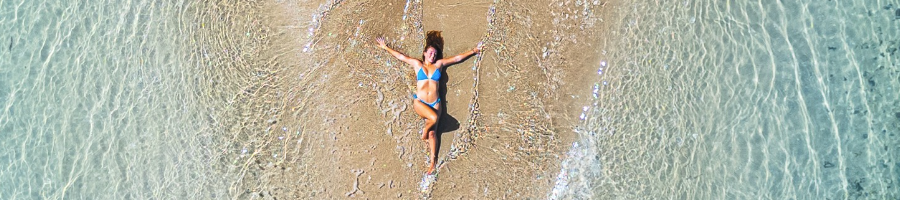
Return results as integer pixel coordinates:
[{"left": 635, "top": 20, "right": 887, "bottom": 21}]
[{"left": 415, "top": 63, "right": 440, "bottom": 103}]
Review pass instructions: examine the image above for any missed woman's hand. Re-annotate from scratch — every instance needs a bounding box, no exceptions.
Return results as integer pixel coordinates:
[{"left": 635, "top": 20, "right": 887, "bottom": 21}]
[
  {"left": 473, "top": 41, "right": 484, "bottom": 54},
  {"left": 376, "top": 36, "right": 419, "bottom": 66},
  {"left": 375, "top": 37, "right": 388, "bottom": 49}
]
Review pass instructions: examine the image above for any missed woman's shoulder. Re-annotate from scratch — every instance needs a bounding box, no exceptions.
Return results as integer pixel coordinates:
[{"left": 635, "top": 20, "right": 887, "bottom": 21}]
[
  {"left": 412, "top": 61, "right": 425, "bottom": 69},
  {"left": 410, "top": 59, "right": 426, "bottom": 67}
]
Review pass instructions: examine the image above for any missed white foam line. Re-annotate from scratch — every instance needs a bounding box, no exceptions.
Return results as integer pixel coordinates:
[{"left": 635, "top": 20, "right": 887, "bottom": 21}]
[
  {"left": 548, "top": 130, "right": 601, "bottom": 199},
  {"left": 402, "top": 0, "right": 411, "bottom": 21},
  {"left": 548, "top": 142, "right": 579, "bottom": 200}
]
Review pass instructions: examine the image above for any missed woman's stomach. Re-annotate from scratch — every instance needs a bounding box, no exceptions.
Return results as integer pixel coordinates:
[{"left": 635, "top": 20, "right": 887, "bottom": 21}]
[{"left": 415, "top": 81, "right": 439, "bottom": 102}]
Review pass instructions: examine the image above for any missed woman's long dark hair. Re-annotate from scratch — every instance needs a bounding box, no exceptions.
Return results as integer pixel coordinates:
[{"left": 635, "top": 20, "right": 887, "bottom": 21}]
[{"left": 425, "top": 31, "right": 444, "bottom": 60}]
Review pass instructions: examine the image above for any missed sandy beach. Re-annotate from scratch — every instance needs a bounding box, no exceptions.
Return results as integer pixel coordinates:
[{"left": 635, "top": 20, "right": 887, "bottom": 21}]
[{"left": 217, "top": 0, "right": 614, "bottom": 198}]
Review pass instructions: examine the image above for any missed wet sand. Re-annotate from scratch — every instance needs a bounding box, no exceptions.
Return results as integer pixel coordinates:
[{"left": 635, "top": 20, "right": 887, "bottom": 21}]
[
  {"left": 220, "top": 0, "right": 615, "bottom": 198},
  {"left": 422, "top": 0, "right": 613, "bottom": 198},
  {"left": 236, "top": 0, "right": 429, "bottom": 198}
]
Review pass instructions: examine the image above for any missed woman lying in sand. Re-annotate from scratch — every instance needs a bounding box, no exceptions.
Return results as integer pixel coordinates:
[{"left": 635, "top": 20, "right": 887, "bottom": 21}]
[{"left": 375, "top": 31, "right": 480, "bottom": 174}]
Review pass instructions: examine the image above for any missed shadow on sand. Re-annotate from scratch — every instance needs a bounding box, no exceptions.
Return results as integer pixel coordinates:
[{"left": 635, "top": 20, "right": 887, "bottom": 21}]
[{"left": 426, "top": 31, "right": 467, "bottom": 166}]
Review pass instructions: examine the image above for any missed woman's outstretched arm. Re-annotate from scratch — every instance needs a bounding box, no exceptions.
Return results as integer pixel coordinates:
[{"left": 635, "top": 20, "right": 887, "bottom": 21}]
[
  {"left": 376, "top": 37, "right": 420, "bottom": 66},
  {"left": 436, "top": 42, "right": 482, "bottom": 67}
]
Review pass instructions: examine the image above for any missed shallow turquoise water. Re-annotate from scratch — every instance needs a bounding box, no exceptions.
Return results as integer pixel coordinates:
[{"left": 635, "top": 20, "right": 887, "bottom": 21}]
[
  {"left": 555, "top": 0, "right": 900, "bottom": 199},
  {"left": 0, "top": 0, "right": 230, "bottom": 198}
]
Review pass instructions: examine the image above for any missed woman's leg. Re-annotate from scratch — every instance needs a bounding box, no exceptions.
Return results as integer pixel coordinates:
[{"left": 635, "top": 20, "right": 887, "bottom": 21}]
[
  {"left": 413, "top": 101, "right": 439, "bottom": 140},
  {"left": 413, "top": 100, "right": 440, "bottom": 174}
]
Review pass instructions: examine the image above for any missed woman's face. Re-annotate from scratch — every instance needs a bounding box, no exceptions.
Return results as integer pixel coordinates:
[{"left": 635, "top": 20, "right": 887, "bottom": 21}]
[{"left": 423, "top": 47, "right": 436, "bottom": 64}]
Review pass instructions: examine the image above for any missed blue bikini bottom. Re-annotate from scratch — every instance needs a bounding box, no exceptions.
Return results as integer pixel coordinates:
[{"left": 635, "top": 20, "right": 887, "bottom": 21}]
[{"left": 413, "top": 94, "right": 440, "bottom": 109}]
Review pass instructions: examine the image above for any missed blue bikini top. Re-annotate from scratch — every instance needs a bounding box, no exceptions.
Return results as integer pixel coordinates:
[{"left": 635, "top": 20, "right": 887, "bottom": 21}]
[{"left": 416, "top": 67, "right": 441, "bottom": 81}]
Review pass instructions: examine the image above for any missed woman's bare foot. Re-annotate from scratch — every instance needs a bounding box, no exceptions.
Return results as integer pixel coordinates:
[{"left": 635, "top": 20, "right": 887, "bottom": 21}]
[
  {"left": 423, "top": 152, "right": 435, "bottom": 174},
  {"left": 421, "top": 130, "right": 429, "bottom": 140},
  {"left": 427, "top": 165, "right": 435, "bottom": 175}
]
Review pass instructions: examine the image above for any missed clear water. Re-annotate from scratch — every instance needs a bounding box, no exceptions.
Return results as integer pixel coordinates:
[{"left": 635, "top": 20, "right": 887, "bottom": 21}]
[
  {"left": 0, "top": 0, "right": 264, "bottom": 198},
  {"left": 556, "top": 0, "right": 900, "bottom": 199}
]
